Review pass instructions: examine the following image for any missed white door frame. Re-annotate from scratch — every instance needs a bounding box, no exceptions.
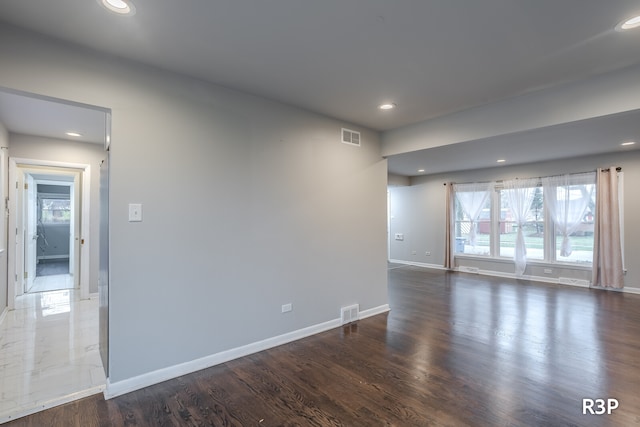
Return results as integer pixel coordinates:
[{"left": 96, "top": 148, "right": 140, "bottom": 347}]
[
  {"left": 24, "top": 173, "right": 37, "bottom": 292},
  {"left": 26, "top": 176, "right": 79, "bottom": 291},
  {"left": 8, "top": 158, "right": 91, "bottom": 308}
]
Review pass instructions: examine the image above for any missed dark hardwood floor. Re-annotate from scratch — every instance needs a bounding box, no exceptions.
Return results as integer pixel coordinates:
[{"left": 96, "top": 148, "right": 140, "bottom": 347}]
[{"left": 8, "top": 266, "right": 640, "bottom": 426}]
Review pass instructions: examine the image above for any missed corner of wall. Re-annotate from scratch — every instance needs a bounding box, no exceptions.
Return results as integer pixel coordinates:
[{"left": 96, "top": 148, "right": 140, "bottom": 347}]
[{"left": 388, "top": 173, "right": 410, "bottom": 187}]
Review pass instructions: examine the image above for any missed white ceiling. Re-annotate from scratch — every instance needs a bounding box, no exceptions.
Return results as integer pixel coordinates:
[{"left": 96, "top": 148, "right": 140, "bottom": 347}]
[
  {"left": 1, "top": 0, "right": 640, "bottom": 173},
  {"left": 387, "top": 109, "right": 640, "bottom": 176},
  {"left": 0, "top": 89, "right": 108, "bottom": 145}
]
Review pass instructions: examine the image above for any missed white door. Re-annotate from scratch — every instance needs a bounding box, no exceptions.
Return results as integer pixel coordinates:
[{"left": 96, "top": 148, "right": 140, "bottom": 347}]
[
  {"left": 70, "top": 177, "right": 81, "bottom": 288},
  {"left": 24, "top": 174, "right": 37, "bottom": 292}
]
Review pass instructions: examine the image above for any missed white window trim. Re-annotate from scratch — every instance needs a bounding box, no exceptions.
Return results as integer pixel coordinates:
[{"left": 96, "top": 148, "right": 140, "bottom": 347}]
[{"left": 453, "top": 173, "right": 596, "bottom": 267}]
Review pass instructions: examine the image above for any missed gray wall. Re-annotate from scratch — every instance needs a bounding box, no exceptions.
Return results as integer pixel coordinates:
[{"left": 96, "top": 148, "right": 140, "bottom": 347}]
[
  {"left": 388, "top": 173, "right": 410, "bottom": 187},
  {"left": 0, "top": 26, "right": 389, "bottom": 383},
  {"left": 388, "top": 151, "right": 640, "bottom": 291},
  {"left": 38, "top": 184, "right": 70, "bottom": 195},
  {"left": 37, "top": 224, "right": 70, "bottom": 259},
  {"left": 9, "top": 134, "right": 105, "bottom": 294}
]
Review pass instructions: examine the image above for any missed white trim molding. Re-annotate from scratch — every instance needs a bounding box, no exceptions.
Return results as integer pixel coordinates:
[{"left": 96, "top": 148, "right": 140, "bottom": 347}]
[
  {"left": 388, "top": 259, "right": 447, "bottom": 271},
  {"left": 390, "top": 260, "right": 640, "bottom": 294},
  {"left": 105, "top": 303, "right": 390, "bottom": 399},
  {"left": 8, "top": 157, "right": 92, "bottom": 308},
  {"left": 0, "top": 385, "right": 105, "bottom": 424},
  {"left": 360, "top": 304, "right": 390, "bottom": 320}
]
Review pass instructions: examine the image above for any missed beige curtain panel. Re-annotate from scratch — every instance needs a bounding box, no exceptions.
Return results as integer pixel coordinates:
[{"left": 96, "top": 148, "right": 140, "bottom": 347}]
[
  {"left": 444, "top": 183, "right": 454, "bottom": 270},
  {"left": 592, "top": 167, "right": 624, "bottom": 288}
]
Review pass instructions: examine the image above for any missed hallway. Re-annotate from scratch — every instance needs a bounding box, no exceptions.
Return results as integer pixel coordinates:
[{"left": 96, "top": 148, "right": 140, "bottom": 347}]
[
  {"left": 0, "top": 290, "right": 104, "bottom": 423},
  {"left": 28, "top": 259, "right": 73, "bottom": 293}
]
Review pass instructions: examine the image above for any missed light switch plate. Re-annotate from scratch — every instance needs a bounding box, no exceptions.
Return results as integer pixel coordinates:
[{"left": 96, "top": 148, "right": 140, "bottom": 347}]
[{"left": 129, "top": 203, "right": 142, "bottom": 222}]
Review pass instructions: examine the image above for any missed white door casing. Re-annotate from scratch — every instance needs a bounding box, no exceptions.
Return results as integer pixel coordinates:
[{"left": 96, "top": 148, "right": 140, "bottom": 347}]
[
  {"left": 24, "top": 174, "right": 37, "bottom": 293},
  {"left": 8, "top": 158, "right": 91, "bottom": 308}
]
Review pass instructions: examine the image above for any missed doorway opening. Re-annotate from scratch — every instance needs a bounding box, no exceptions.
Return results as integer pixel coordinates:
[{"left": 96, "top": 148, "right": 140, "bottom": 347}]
[
  {"left": 9, "top": 161, "right": 89, "bottom": 300},
  {"left": 0, "top": 87, "right": 111, "bottom": 421},
  {"left": 29, "top": 173, "right": 77, "bottom": 293}
]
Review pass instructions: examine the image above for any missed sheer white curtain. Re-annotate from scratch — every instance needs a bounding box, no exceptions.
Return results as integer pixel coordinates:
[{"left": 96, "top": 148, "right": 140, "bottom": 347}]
[
  {"left": 453, "top": 182, "right": 493, "bottom": 248},
  {"left": 542, "top": 172, "right": 595, "bottom": 257},
  {"left": 503, "top": 178, "right": 539, "bottom": 276}
]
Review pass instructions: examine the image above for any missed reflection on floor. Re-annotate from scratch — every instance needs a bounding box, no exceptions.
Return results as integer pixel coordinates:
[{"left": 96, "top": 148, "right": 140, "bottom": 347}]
[
  {"left": 28, "top": 274, "right": 74, "bottom": 293},
  {"left": 0, "top": 290, "right": 105, "bottom": 423}
]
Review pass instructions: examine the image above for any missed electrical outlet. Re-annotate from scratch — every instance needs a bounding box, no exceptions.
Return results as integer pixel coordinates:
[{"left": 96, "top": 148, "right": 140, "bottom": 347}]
[{"left": 281, "top": 303, "right": 292, "bottom": 313}]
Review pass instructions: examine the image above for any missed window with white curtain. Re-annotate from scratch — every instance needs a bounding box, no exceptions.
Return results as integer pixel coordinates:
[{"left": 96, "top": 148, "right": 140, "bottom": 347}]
[
  {"left": 452, "top": 172, "right": 596, "bottom": 268},
  {"left": 499, "top": 179, "right": 543, "bottom": 268},
  {"left": 453, "top": 182, "right": 493, "bottom": 255},
  {"left": 542, "top": 172, "right": 595, "bottom": 264}
]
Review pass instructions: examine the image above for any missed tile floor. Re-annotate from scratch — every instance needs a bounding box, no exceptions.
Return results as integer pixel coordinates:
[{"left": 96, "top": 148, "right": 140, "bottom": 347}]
[
  {"left": 27, "top": 274, "right": 74, "bottom": 293},
  {"left": 35, "top": 259, "right": 69, "bottom": 277},
  {"left": 0, "top": 288, "right": 105, "bottom": 423}
]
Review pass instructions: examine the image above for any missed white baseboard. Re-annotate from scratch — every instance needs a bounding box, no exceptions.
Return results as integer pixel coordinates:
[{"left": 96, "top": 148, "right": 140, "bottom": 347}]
[
  {"left": 360, "top": 304, "right": 390, "bottom": 319},
  {"left": 456, "top": 268, "right": 613, "bottom": 291},
  {"left": 105, "top": 303, "right": 390, "bottom": 400},
  {"left": 455, "top": 266, "right": 595, "bottom": 289},
  {"left": 388, "top": 259, "right": 446, "bottom": 270},
  {"left": 391, "top": 260, "right": 640, "bottom": 294},
  {"left": 622, "top": 287, "right": 640, "bottom": 295}
]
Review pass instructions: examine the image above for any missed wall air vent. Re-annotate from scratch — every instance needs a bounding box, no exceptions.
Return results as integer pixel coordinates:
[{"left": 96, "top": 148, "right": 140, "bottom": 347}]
[
  {"left": 341, "top": 128, "right": 361, "bottom": 147},
  {"left": 341, "top": 304, "right": 360, "bottom": 325},
  {"left": 558, "top": 277, "right": 590, "bottom": 287},
  {"left": 459, "top": 266, "right": 480, "bottom": 274}
]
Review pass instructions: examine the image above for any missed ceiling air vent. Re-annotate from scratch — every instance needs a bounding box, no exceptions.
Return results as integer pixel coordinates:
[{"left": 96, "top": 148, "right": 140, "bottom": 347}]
[{"left": 342, "top": 128, "right": 361, "bottom": 147}]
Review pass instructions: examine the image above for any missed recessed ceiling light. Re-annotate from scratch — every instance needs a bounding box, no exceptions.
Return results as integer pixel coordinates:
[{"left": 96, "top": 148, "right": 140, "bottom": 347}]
[
  {"left": 616, "top": 15, "right": 640, "bottom": 31},
  {"left": 98, "top": 0, "right": 136, "bottom": 16},
  {"left": 496, "top": 159, "right": 506, "bottom": 163},
  {"left": 418, "top": 169, "right": 425, "bottom": 173},
  {"left": 621, "top": 141, "right": 636, "bottom": 146},
  {"left": 378, "top": 103, "right": 397, "bottom": 110},
  {"left": 66, "top": 131, "right": 83, "bottom": 137}
]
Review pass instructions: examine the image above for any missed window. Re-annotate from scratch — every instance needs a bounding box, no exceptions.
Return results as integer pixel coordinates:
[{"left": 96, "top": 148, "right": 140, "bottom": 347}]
[
  {"left": 453, "top": 172, "right": 596, "bottom": 267},
  {"left": 453, "top": 183, "right": 492, "bottom": 255},
  {"left": 542, "top": 174, "right": 595, "bottom": 265},
  {"left": 498, "top": 185, "right": 544, "bottom": 261},
  {"left": 40, "top": 198, "right": 71, "bottom": 224}
]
